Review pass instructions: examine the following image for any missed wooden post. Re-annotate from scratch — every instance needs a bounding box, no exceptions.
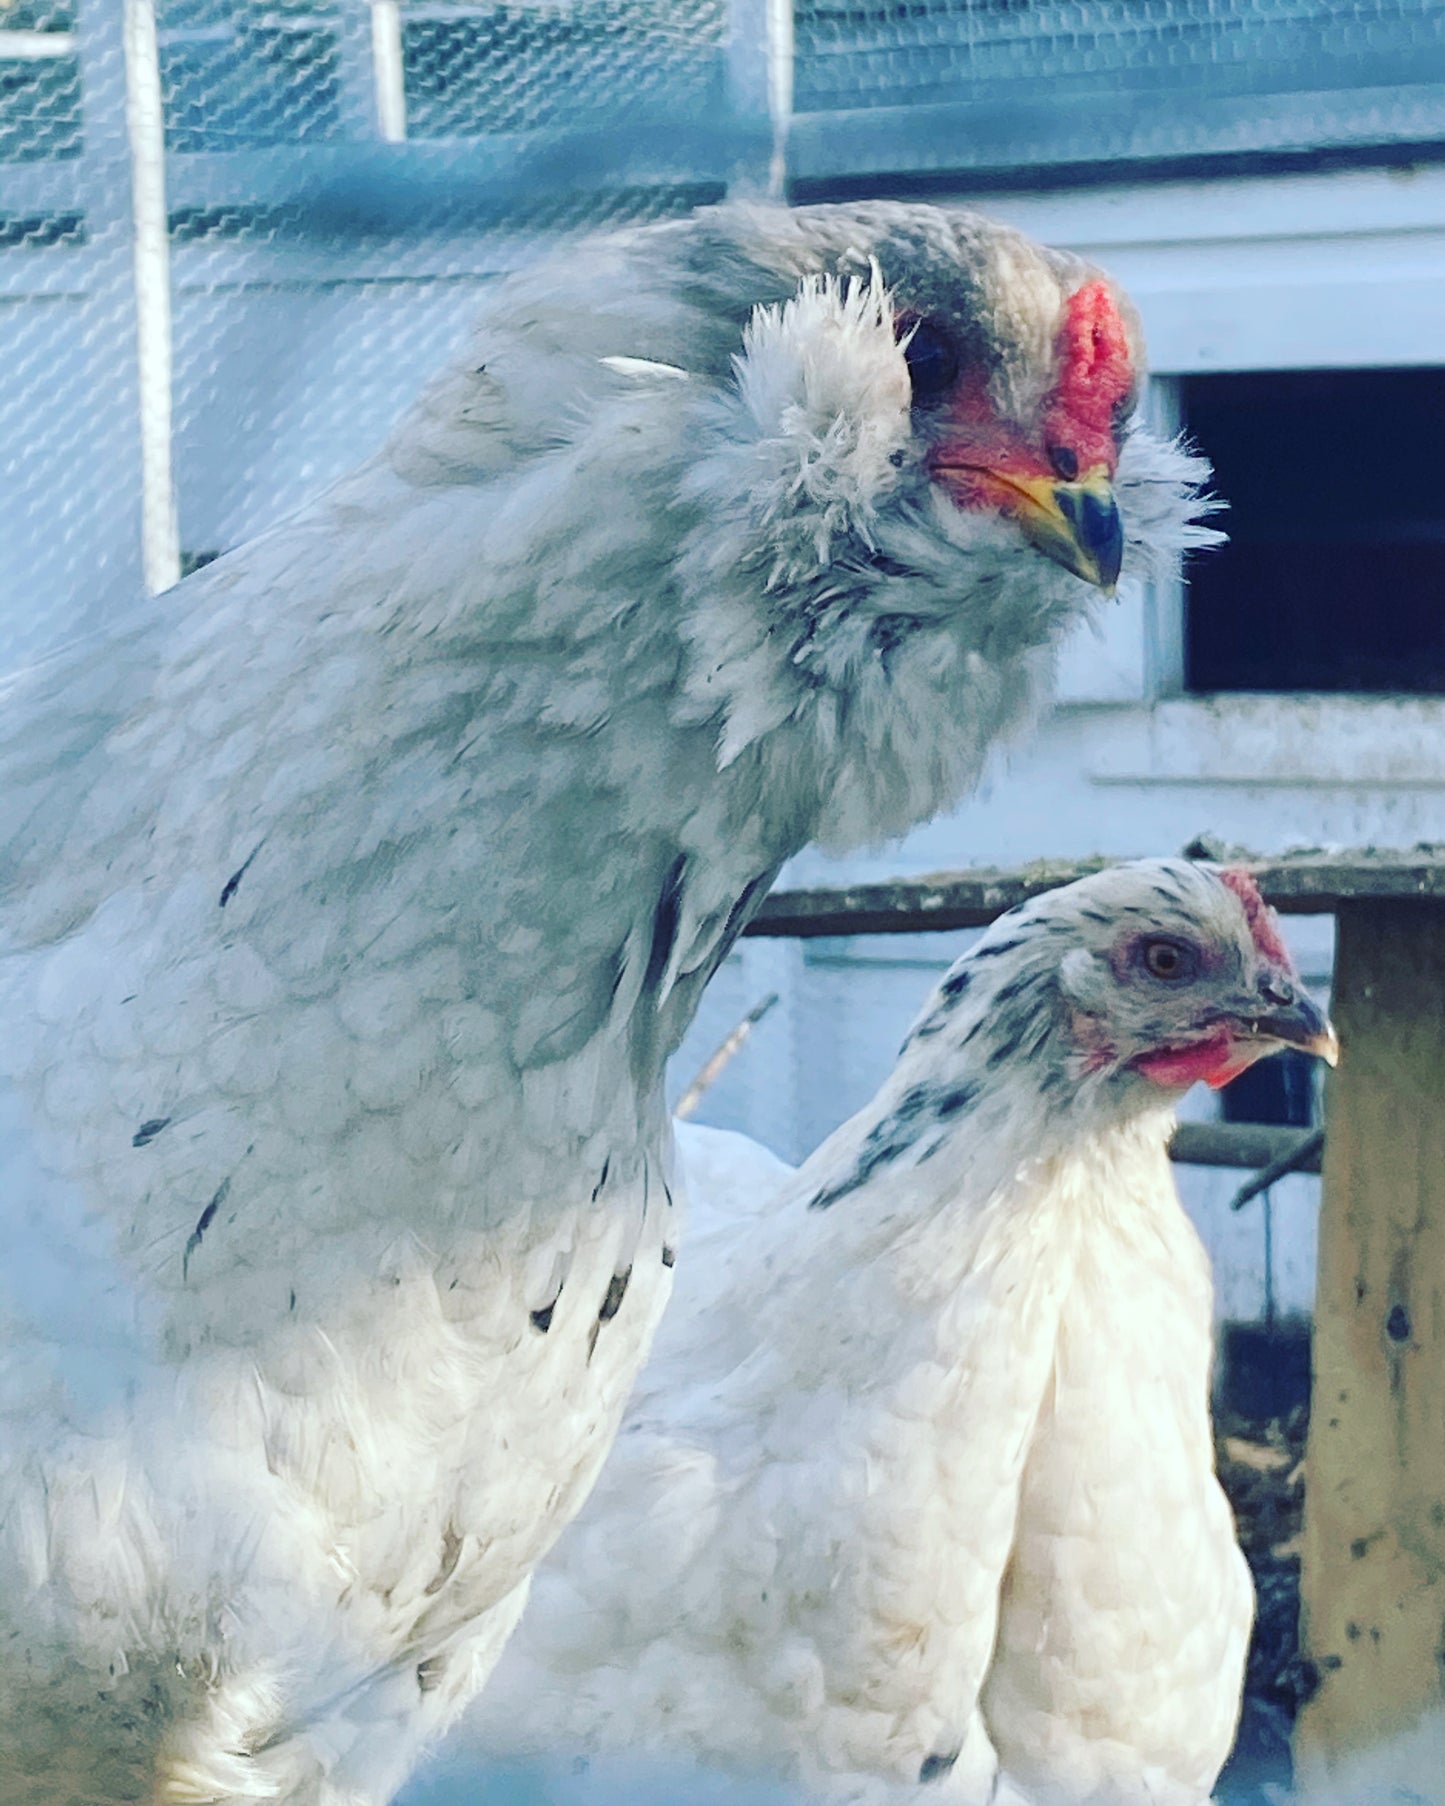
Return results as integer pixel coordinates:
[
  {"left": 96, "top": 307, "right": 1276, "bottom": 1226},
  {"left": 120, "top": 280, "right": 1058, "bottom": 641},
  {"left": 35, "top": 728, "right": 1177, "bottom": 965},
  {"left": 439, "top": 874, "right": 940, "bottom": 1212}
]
[{"left": 1298, "top": 899, "right": 1445, "bottom": 1769}]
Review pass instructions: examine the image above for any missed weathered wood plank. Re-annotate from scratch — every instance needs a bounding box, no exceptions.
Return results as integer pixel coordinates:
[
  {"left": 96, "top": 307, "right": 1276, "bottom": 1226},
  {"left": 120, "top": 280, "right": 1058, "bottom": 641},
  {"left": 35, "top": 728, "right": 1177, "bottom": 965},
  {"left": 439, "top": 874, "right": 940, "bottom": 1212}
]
[
  {"left": 1168, "top": 1121, "right": 1322, "bottom": 1174},
  {"left": 746, "top": 848, "right": 1445, "bottom": 937},
  {"left": 1298, "top": 900, "right": 1445, "bottom": 1767}
]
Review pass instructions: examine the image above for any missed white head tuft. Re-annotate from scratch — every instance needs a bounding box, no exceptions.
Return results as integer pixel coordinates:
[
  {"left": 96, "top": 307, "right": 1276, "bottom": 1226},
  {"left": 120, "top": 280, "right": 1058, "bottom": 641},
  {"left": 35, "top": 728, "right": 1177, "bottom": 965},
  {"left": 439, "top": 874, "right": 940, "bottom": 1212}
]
[{"left": 724, "top": 266, "right": 913, "bottom": 576}]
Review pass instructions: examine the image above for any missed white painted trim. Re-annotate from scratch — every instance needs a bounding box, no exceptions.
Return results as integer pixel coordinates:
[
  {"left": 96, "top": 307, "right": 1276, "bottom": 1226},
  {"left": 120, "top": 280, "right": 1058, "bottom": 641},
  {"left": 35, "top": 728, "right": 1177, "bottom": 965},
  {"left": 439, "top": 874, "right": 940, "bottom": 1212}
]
[
  {"left": 948, "top": 167, "right": 1445, "bottom": 373},
  {"left": 954, "top": 166, "right": 1445, "bottom": 251},
  {"left": 1053, "top": 375, "right": 1187, "bottom": 706},
  {"left": 1086, "top": 696, "right": 1445, "bottom": 787},
  {"left": 1142, "top": 375, "right": 1187, "bottom": 698}
]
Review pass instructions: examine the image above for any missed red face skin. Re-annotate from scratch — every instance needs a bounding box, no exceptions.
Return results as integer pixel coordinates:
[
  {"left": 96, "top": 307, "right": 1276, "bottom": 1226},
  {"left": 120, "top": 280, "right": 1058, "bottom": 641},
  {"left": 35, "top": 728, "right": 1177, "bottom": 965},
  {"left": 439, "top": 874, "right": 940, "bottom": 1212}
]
[
  {"left": 1130, "top": 871, "right": 1302, "bottom": 1092},
  {"left": 1075, "top": 1007, "right": 1264, "bottom": 1089},
  {"left": 928, "top": 280, "right": 1136, "bottom": 509}
]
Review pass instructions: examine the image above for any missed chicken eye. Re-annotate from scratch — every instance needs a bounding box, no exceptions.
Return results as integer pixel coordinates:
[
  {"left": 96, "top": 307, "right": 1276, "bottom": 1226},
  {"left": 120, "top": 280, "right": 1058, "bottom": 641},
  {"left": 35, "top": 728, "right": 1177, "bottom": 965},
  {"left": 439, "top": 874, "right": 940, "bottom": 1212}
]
[
  {"left": 902, "top": 320, "right": 959, "bottom": 405},
  {"left": 1141, "top": 937, "right": 1195, "bottom": 982},
  {"left": 1049, "top": 444, "right": 1079, "bottom": 482}
]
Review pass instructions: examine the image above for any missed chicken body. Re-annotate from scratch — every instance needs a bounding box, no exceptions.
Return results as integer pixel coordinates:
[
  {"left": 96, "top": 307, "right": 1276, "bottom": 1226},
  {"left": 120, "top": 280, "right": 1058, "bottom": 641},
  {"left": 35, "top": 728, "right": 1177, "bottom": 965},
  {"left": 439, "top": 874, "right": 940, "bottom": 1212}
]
[
  {"left": 0, "top": 206, "right": 1209, "bottom": 1804},
  {"left": 467, "top": 863, "right": 1336, "bottom": 1806}
]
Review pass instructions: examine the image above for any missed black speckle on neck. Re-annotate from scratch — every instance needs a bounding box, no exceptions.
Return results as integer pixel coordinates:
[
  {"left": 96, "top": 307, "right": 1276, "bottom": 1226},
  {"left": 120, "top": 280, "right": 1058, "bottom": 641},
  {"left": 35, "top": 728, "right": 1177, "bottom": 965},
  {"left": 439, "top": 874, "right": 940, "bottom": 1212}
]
[
  {"left": 934, "top": 1082, "right": 978, "bottom": 1119},
  {"left": 808, "top": 1115, "right": 910, "bottom": 1211},
  {"left": 218, "top": 842, "right": 262, "bottom": 909},
  {"left": 970, "top": 937, "right": 1024, "bottom": 962},
  {"left": 991, "top": 973, "right": 1032, "bottom": 1008},
  {"left": 807, "top": 1074, "right": 982, "bottom": 1209}
]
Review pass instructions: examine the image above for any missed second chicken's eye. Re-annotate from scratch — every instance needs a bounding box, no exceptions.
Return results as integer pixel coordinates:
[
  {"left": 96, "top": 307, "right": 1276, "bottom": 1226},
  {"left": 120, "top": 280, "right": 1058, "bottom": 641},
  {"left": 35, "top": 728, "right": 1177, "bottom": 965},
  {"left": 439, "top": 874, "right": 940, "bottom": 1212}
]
[
  {"left": 902, "top": 320, "right": 959, "bottom": 405},
  {"left": 1141, "top": 937, "right": 1195, "bottom": 982},
  {"left": 1049, "top": 445, "right": 1079, "bottom": 481}
]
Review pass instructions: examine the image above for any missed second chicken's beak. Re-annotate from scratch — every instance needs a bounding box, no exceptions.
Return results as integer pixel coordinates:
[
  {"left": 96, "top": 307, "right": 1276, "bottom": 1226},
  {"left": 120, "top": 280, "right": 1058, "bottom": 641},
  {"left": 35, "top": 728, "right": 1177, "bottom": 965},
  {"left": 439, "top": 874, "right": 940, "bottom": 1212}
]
[
  {"left": 1249, "top": 990, "right": 1340, "bottom": 1067},
  {"left": 1000, "top": 466, "right": 1124, "bottom": 594},
  {"left": 1198, "top": 989, "right": 1338, "bottom": 1092}
]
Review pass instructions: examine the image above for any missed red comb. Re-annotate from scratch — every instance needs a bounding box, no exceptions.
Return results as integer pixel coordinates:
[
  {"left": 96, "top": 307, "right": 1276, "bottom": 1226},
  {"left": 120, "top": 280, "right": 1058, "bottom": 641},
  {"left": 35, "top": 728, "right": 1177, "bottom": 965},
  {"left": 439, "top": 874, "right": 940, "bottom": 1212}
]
[
  {"left": 1045, "top": 281, "right": 1134, "bottom": 470},
  {"left": 1220, "top": 868, "right": 1294, "bottom": 971}
]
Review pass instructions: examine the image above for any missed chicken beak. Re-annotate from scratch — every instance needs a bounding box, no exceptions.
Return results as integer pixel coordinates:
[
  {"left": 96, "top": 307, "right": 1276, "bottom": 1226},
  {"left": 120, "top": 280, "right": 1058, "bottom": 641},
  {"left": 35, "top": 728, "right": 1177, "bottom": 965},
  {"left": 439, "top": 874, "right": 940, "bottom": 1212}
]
[
  {"left": 1246, "top": 992, "right": 1340, "bottom": 1067},
  {"left": 998, "top": 465, "right": 1124, "bottom": 594}
]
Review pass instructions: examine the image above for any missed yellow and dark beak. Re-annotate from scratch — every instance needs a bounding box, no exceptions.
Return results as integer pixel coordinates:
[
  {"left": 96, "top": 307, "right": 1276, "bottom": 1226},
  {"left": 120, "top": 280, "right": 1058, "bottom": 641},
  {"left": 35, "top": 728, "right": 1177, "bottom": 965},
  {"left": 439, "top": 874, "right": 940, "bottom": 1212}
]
[
  {"left": 1000, "top": 465, "right": 1124, "bottom": 594},
  {"left": 1250, "top": 990, "right": 1340, "bottom": 1068}
]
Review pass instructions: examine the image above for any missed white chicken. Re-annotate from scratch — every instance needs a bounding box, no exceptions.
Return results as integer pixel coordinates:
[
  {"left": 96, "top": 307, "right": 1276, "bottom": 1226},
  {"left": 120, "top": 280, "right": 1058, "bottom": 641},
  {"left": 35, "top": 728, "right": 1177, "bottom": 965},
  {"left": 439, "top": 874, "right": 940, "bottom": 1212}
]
[
  {"left": 465, "top": 861, "right": 1337, "bottom": 1806},
  {"left": 0, "top": 204, "right": 1212, "bottom": 1804}
]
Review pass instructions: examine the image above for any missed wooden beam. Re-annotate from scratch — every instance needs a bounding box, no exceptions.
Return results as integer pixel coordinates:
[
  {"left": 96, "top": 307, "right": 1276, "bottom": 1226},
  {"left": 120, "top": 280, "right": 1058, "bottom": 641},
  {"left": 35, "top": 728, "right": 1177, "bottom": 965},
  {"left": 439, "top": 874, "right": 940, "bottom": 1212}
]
[
  {"left": 1168, "top": 1121, "right": 1322, "bottom": 1174},
  {"left": 746, "top": 849, "right": 1445, "bottom": 937},
  {"left": 748, "top": 860, "right": 1112, "bottom": 936},
  {"left": 1298, "top": 900, "right": 1445, "bottom": 1769}
]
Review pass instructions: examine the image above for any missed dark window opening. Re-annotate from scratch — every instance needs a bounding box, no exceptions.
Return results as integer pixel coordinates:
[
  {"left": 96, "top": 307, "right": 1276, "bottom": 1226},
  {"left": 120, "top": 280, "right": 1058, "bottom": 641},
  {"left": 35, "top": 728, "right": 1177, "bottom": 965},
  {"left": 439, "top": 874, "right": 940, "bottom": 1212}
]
[
  {"left": 1184, "top": 368, "right": 1445, "bottom": 694},
  {"left": 1220, "top": 1049, "right": 1317, "bottom": 1129}
]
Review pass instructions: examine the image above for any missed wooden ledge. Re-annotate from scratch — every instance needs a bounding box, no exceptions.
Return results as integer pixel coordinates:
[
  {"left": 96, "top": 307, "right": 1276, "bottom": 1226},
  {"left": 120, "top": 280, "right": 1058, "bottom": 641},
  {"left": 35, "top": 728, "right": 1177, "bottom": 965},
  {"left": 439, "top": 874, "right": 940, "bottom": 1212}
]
[{"left": 747, "top": 848, "right": 1445, "bottom": 937}]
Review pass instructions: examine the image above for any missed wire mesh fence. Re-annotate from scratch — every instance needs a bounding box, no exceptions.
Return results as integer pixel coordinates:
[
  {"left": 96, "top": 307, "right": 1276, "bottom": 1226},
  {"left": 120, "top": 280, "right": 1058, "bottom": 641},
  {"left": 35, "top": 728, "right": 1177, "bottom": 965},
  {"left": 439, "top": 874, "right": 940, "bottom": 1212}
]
[
  {"left": 0, "top": 0, "right": 1434, "bottom": 1320},
  {"left": 3, "top": 2, "right": 1444, "bottom": 678},
  {"left": 0, "top": 0, "right": 755, "bottom": 673},
  {"left": 790, "top": 0, "right": 1445, "bottom": 187}
]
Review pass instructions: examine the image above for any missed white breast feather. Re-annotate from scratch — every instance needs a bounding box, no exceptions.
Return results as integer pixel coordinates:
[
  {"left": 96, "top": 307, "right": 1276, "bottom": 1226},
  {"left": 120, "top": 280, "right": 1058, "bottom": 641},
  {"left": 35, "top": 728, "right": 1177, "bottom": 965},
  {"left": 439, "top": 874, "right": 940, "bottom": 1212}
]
[{"left": 463, "top": 1108, "right": 1251, "bottom": 1806}]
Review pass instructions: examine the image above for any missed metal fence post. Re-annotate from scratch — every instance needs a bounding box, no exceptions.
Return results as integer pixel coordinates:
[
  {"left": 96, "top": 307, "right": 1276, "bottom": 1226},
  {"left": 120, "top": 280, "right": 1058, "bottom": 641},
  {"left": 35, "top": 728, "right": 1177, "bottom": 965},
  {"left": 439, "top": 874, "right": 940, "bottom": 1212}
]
[
  {"left": 122, "top": 0, "right": 178, "bottom": 594},
  {"left": 72, "top": 0, "right": 151, "bottom": 614},
  {"left": 726, "top": 0, "right": 792, "bottom": 197},
  {"left": 336, "top": 1, "right": 406, "bottom": 143}
]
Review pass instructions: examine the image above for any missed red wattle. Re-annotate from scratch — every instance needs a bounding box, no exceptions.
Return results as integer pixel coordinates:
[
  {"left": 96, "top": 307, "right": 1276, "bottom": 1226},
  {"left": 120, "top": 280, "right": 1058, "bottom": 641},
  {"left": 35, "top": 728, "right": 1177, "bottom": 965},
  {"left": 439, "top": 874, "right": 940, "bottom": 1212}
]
[{"left": 1131, "top": 1031, "right": 1262, "bottom": 1092}]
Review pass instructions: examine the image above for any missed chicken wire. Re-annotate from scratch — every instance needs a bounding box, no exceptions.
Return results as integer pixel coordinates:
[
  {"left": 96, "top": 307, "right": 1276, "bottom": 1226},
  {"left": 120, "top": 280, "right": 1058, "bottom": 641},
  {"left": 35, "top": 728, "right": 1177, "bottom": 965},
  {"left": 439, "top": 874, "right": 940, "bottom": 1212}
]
[
  {"left": 3, "top": 1, "right": 1444, "bottom": 676},
  {"left": 0, "top": 0, "right": 745, "bottom": 674},
  {"left": 792, "top": 0, "right": 1445, "bottom": 185},
  {"left": 0, "top": 0, "right": 1421, "bottom": 1349}
]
